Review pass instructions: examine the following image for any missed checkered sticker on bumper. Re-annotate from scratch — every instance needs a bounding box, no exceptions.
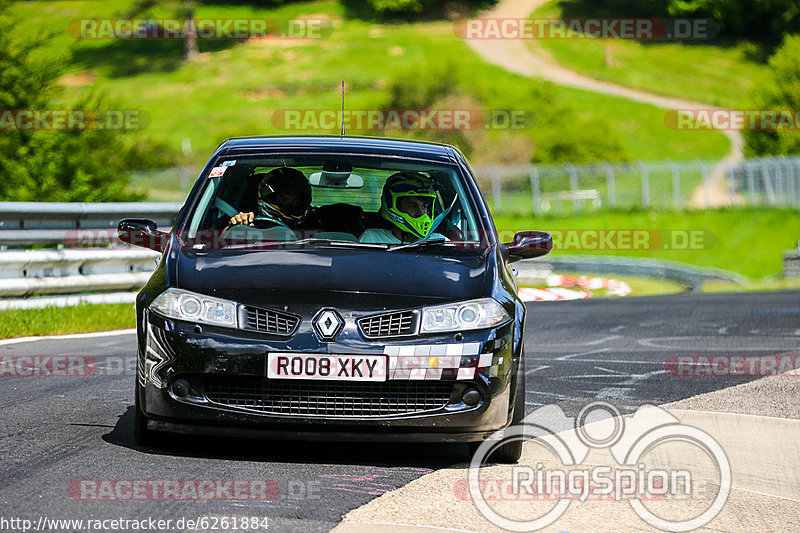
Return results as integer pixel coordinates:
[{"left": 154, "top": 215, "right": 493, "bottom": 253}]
[{"left": 383, "top": 343, "right": 493, "bottom": 380}]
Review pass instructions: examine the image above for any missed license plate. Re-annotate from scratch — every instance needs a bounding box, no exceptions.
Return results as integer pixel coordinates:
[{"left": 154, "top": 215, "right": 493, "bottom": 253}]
[{"left": 267, "top": 353, "right": 387, "bottom": 381}]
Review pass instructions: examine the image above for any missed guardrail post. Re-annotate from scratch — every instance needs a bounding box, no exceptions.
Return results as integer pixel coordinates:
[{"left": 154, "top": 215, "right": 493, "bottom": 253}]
[
  {"left": 774, "top": 157, "right": 785, "bottom": 206},
  {"left": 795, "top": 159, "right": 800, "bottom": 207},
  {"left": 762, "top": 159, "right": 777, "bottom": 205},
  {"left": 604, "top": 162, "right": 616, "bottom": 209},
  {"left": 566, "top": 163, "right": 578, "bottom": 211},
  {"left": 490, "top": 165, "right": 502, "bottom": 211},
  {"left": 637, "top": 161, "right": 650, "bottom": 208},
  {"left": 667, "top": 159, "right": 680, "bottom": 209},
  {"left": 779, "top": 156, "right": 793, "bottom": 208},
  {"left": 698, "top": 160, "right": 709, "bottom": 208},
  {"left": 727, "top": 164, "right": 737, "bottom": 205},
  {"left": 528, "top": 165, "right": 542, "bottom": 217},
  {"left": 746, "top": 161, "right": 756, "bottom": 206}
]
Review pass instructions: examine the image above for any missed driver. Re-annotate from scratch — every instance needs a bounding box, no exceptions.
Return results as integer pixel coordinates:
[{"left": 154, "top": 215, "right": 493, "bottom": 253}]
[
  {"left": 359, "top": 171, "right": 447, "bottom": 244},
  {"left": 225, "top": 167, "right": 313, "bottom": 232}
]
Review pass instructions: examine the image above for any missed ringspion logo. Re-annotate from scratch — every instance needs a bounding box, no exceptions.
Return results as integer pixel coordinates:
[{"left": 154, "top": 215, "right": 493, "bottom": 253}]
[{"left": 469, "top": 402, "right": 730, "bottom": 531}]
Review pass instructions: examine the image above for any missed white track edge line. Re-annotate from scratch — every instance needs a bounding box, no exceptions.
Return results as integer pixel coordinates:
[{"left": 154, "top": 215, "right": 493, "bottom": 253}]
[{"left": 0, "top": 328, "right": 136, "bottom": 346}]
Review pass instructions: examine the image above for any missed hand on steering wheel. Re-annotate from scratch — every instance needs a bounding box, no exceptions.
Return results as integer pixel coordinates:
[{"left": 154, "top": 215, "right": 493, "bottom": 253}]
[{"left": 228, "top": 211, "right": 255, "bottom": 227}]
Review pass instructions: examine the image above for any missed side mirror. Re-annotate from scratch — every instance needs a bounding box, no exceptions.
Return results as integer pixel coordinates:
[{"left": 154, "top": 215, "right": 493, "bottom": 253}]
[
  {"left": 118, "top": 218, "right": 168, "bottom": 252},
  {"left": 503, "top": 231, "right": 552, "bottom": 262}
]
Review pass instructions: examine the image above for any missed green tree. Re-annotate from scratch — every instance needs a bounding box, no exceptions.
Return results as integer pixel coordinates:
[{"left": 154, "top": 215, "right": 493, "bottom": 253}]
[
  {"left": 668, "top": 0, "right": 800, "bottom": 42},
  {"left": 743, "top": 34, "right": 800, "bottom": 157},
  {"left": 123, "top": 0, "right": 198, "bottom": 60},
  {"left": 0, "top": 0, "right": 174, "bottom": 201}
]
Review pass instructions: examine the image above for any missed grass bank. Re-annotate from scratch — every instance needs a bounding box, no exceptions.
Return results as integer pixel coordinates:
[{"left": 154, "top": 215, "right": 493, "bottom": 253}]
[
  {"left": 528, "top": 0, "right": 769, "bottom": 108},
  {"left": 14, "top": 0, "right": 730, "bottom": 186},
  {"left": 0, "top": 303, "right": 135, "bottom": 340},
  {"left": 495, "top": 208, "right": 800, "bottom": 278}
]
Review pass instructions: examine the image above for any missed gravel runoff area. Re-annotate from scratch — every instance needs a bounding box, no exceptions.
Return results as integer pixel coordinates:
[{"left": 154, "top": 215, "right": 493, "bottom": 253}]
[
  {"left": 663, "top": 371, "right": 800, "bottom": 420},
  {"left": 333, "top": 372, "right": 800, "bottom": 532}
]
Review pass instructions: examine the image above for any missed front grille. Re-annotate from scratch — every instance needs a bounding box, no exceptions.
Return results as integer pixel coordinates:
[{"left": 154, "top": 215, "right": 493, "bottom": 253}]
[
  {"left": 242, "top": 306, "right": 299, "bottom": 336},
  {"left": 358, "top": 311, "right": 417, "bottom": 338},
  {"left": 204, "top": 377, "right": 452, "bottom": 417}
]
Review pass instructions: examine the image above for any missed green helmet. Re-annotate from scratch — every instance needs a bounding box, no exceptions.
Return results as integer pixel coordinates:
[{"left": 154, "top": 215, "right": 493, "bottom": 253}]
[{"left": 379, "top": 172, "right": 437, "bottom": 239}]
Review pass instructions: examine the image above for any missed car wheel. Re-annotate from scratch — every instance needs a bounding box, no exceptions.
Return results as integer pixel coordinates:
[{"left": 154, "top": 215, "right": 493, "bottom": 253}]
[
  {"left": 468, "top": 359, "right": 526, "bottom": 464},
  {"left": 134, "top": 381, "right": 159, "bottom": 446}
]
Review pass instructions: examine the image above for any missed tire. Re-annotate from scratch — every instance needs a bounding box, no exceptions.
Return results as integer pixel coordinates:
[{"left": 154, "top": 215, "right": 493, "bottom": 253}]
[
  {"left": 133, "top": 381, "right": 160, "bottom": 447},
  {"left": 468, "top": 359, "right": 526, "bottom": 464}
]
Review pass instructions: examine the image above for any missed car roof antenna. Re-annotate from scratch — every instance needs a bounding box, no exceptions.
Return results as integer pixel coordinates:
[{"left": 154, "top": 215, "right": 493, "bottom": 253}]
[{"left": 340, "top": 80, "right": 345, "bottom": 136}]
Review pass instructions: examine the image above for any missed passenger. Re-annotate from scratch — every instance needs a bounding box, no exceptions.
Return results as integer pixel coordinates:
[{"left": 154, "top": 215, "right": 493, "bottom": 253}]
[{"left": 359, "top": 172, "right": 448, "bottom": 244}]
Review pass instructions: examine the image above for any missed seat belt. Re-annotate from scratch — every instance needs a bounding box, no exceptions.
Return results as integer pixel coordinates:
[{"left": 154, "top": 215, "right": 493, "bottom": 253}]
[{"left": 214, "top": 197, "right": 239, "bottom": 218}]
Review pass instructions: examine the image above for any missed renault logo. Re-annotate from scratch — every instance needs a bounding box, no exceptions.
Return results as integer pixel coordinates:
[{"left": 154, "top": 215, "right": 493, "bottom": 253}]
[{"left": 312, "top": 308, "right": 344, "bottom": 341}]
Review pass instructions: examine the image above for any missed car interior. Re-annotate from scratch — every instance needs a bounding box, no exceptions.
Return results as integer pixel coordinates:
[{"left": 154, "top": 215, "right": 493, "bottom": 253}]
[{"left": 188, "top": 156, "right": 474, "bottom": 245}]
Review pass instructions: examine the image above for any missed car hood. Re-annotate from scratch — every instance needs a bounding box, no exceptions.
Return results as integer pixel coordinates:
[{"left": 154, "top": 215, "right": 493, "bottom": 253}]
[{"left": 174, "top": 247, "right": 490, "bottom": 308}]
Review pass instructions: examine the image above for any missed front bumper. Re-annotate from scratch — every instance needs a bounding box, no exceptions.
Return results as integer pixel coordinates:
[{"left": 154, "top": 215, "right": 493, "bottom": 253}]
[{"left": 138, "top": 310, "right": 520, "bottom": 442}]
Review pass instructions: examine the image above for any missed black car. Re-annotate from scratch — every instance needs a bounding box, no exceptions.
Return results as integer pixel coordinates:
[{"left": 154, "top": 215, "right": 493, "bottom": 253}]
[{"left": 119, "top": 135, "right": 551, "bottom": 462}]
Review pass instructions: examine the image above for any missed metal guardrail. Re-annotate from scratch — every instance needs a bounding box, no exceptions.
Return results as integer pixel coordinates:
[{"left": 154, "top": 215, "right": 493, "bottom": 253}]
[
  {"left": 0, "top": 202, "right": 177, "bottom": 299},
  {"left": 0, "top": 201, "right": 182, "bottom": 247},
  {"left": 0, "top": 248, "right": 160, "bottom": 297}
]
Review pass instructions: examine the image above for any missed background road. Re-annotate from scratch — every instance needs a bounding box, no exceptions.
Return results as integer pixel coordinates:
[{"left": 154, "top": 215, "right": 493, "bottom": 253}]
[{"left": 0, "top": 291, "right": 797, "bottom": 532}]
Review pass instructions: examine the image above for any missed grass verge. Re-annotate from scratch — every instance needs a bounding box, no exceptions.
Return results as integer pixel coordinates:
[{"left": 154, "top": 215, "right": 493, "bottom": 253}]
[
  {"left": 0, "top": 303, "right": 135, "bottom": 340},
  {"left": 495, "top": 208, "right": 800, "bottom": 279},
  {"left": 701, "top": 277, "right": 800, "bottom": 293},
  {"left": 528, "top": 0, "right": 770, "bottom": 108}
]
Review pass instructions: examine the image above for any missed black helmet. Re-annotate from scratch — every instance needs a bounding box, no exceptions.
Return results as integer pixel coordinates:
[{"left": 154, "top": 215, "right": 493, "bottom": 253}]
[{"left": 256, "top": 168, "right": 312, "bottom": 226}]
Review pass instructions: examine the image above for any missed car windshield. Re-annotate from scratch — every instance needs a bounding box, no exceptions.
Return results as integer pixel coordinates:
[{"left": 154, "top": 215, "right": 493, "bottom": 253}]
[{"left": 183, "top": 155, "right": 486, "bottom": 250}]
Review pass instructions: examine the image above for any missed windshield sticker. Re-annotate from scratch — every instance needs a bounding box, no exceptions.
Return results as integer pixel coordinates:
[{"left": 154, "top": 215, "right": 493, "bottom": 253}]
[
  {"left": 221, "top": 160, "right": 236, "bottom": 167},
  {"left": 209, "top": 166, "right": 227, "bottom": 177}
]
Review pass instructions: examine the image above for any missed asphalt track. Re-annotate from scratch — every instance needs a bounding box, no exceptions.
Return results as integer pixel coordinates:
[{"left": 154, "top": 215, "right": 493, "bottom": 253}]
[{"left": 0, "top": 290, "right": 797, "bottom": 532}]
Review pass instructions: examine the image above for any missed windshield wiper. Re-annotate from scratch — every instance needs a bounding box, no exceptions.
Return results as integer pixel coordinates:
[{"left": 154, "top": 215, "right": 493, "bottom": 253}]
[
  {"left": 387, "top": 237, "right": 447, "bottom": 252},
  {"left": 224, "top": 238, "right": 388, "bottom": 250},
  {"left": 293, "top": 238, "right": 390, "bottom": 249}
]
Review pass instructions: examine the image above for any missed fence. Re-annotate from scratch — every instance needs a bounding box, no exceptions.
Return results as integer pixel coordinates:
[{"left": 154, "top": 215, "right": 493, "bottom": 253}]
[{"left": 474, "top": 156, "right": 800, "bottom": 215}]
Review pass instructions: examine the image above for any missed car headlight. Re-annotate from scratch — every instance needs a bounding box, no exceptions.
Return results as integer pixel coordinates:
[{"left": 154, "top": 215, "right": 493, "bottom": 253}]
[
  {"left": 150, "top": 288, "right": 238, "bottom": 328},
  {"left": 420, "top": 298, "right": 510, "bottom": 333}
]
